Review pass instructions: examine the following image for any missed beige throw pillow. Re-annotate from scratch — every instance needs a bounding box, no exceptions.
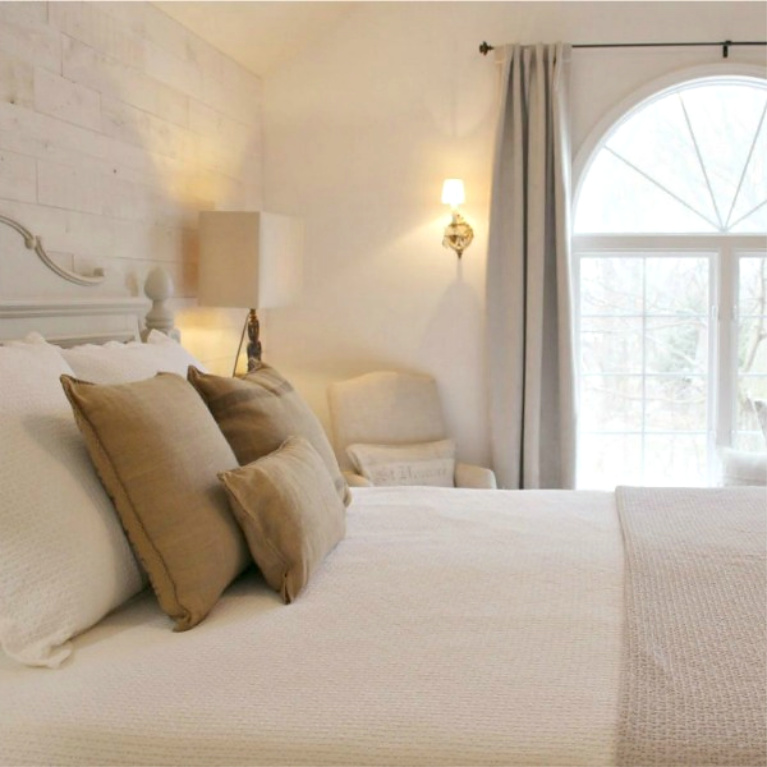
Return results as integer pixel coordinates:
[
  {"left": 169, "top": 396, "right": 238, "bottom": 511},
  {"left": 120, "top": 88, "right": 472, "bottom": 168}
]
[
  {"left": 188, "top": 365, "right": 350, "bottom": 506},
  {"left": 346, "top": 438, "right": 456, "bottom": 487},
  {"left": 219, "top": 437, "right": 346, "bottom": 604},
  {"left": 61, "top": 373, "right": 249, "bottom": 631}
]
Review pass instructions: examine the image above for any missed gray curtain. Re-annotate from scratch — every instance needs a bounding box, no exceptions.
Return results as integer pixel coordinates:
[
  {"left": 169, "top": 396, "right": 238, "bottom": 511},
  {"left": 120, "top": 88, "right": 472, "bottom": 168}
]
[{"left": 486, "top": 42, "right": 576, "bottom": 489}]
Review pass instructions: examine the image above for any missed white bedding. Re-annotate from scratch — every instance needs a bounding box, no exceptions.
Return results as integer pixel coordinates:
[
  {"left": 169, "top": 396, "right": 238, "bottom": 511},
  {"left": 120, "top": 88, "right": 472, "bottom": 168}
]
[{"left": 0, "top": 487, "right": 623, "bottom": 767}]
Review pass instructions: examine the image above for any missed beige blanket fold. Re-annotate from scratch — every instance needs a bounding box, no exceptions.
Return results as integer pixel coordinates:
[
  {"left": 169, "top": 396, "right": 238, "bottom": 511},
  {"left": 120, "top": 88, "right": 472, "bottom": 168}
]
[{"left": 616, "top": 486, "right": 767, "bottom": 767}]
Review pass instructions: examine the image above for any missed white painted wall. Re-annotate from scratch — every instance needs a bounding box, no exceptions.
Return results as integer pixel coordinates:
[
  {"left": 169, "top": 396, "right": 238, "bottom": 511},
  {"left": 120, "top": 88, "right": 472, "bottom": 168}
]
[
  {"left": 263, "top": 1, "right": 766, "bottom": 464},
  {"left": 0, "top": 1, "right": 263, "bottom": 373}
]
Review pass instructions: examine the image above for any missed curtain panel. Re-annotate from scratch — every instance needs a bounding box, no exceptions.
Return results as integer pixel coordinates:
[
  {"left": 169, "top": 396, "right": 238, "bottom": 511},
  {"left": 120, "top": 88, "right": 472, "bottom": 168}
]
[{"left": 486, "top": 43, "right": 577, "bottom": 489}]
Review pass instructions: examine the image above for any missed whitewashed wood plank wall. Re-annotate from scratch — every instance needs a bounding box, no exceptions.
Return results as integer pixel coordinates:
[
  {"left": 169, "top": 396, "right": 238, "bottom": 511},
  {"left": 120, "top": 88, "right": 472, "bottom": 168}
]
[{"left": 0, "top": 1, "right": 263, "bottom": 371}]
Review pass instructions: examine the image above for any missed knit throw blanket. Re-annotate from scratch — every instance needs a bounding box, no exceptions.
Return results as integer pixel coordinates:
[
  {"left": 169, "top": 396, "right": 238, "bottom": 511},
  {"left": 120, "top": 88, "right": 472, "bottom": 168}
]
[{"left": 616, "top": 486, "right": 767, "bottom": 766}]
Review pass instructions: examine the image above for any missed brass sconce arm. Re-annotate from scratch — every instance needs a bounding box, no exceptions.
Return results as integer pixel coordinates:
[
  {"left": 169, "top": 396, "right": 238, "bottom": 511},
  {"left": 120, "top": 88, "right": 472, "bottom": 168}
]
[{"left": 442, "top": 211, "right": 474, "bottom": 259}]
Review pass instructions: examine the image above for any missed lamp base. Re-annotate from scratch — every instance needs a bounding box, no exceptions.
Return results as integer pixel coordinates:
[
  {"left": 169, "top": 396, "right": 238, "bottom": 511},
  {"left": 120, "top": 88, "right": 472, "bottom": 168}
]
[
  {"left": 233, "top": 308, "right": 262, "bottom": 377},
  {"left": 246, "top": 308, "right": 262, "bottom": 370}
]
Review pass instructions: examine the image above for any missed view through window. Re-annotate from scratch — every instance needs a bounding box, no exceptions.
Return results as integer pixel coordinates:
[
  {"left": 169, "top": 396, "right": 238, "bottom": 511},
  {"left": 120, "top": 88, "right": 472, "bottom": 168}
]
[{"left": 574, "top": 77, "right": 767, "bottom": 488}]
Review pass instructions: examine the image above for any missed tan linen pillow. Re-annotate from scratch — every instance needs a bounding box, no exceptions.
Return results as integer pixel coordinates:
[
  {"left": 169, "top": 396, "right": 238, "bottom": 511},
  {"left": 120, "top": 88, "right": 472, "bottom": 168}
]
[
  {"left": 219, "top": 437, "right": 346, "bottom": 604},
  {"left": 188, "top": 365, "right": 350, "bottom": 506},
  {"left": 346, "top": 438, "right": 456, "bottom": 487},
  {"left": 61, "top": 373, "right": 249, "bottom": 631}
]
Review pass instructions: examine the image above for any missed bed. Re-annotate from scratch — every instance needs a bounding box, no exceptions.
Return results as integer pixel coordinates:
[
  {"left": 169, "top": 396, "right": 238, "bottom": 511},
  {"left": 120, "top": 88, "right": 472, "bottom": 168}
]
[{"left": 0, "top": 215, "right": 765, "bottom": 767}]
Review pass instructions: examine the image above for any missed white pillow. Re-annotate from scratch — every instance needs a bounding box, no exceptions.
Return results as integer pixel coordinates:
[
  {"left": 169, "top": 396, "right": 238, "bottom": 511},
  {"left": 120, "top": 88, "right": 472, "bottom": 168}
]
[
  {"left": 752, "top": 399, "right": 767, "bottom": 446},
  {"left": 720, "top": 448, "right": 767, "bottom": 487},
  {"left": 61, "top": 330, "right": 205, "bottom": 384},
  {"left": 0, "top": 343, "right": 144, "bottom": 667},
  {"left": 346, "top": 439, "right": 456, "bottom": 487}
]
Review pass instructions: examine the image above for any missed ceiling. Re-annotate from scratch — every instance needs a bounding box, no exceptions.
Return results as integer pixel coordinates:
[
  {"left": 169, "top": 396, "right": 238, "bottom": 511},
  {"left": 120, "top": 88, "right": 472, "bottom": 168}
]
[{"left": 155, "top": 2, "right": 356, "bottom": 77}]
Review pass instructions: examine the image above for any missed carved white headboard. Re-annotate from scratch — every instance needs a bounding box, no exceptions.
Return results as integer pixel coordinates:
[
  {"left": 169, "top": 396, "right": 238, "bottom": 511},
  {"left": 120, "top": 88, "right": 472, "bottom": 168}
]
[{"left": 0, "top": 214, "right": 176, "bottom": 346}]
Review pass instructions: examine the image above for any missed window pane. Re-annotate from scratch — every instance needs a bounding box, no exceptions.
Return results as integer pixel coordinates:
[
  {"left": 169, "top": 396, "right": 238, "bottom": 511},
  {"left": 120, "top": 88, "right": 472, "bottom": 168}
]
[
  {"left": 576, "top": 150, "right": 718, "bottom": 234},
  {"left": 736, "top": 377, "right": 767, "bottom": 438},
  {"left": 734, "top": 256, "right": 766, "bottom": 451},
  {"left": 739, "top": 256, "right": 767, "bottom": 317},
  {"left": 727, "top": 111, "right": 767, "bottom": 228},
  {"left": 681, "top": 83, "right": 767, "bottom": 227},
  {"left": 578, "top": 434, "right": 643, "bottom": 489},
  {"left": 646, "top": 318, "right": 708, "bottom": 374},
  {"left": 581, "top": 376, "right": 643, "bottom": 431},
  {"left": 731, "top": 202, "right": 767, "bottom": 233},
  {"left": 739, "top": 318, "right": 767, "bottom": 373},
  {"left": 581, "top": 318, "right": 642, "bottom": 374},
  {"left": 577, "top": 252, "right": 711, "bottom": 487},
  {"left": 643, "top": 434, "right": 708, "bottom": 486},
  {"left": 645, "top": 257, "right": 708, "bottom": 315},
  {"left": 580, "top": 257, "right": 642, "bottom": 315},
  {"left": 645, "top": 376, "right": 707, "bottom": 432},
  {"left": 606, "top": 92, "right": 718, "bottom": 225}
]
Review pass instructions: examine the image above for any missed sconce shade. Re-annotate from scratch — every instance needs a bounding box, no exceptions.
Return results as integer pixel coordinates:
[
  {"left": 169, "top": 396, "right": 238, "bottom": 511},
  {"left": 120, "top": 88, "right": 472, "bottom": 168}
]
[
  {"left": 441, "top": 178, "right": 466, "bottom": 207},
  {"left": 198, "top": 211, "right": 303, "bottom": 310}
]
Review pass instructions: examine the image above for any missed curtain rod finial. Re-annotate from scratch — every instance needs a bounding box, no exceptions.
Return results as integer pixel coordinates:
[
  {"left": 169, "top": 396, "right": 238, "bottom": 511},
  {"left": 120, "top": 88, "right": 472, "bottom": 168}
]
[{"left": 479, "top": 41, "right": 494, "bottom": 56}]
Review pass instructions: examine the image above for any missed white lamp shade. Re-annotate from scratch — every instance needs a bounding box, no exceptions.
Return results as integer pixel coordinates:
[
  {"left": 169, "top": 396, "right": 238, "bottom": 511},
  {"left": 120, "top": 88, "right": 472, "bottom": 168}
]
[
  {"left": 441, "top": 178, "right": 465, "bottom": 206},
  {"left": 198, "top": 211, "right": 303, "bottom": 309}
]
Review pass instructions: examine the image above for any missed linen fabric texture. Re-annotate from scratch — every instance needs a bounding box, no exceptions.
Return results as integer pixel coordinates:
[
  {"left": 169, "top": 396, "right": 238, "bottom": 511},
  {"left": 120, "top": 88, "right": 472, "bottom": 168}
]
[
  {"left": 0, "top": 343, "right": 143, "bottom": 668},
  {"left": 0, "top": 488, "right": 623, "bottom": 766},
  {"left": 188, "top": 365, "right": 351, "bottom": 505},
  {"left": 218, "top": 436, "right": 346, "bottom": 604},
  {"left": 61, "top": 373, "right": 249, "bottom": 631},
  {"left": 346, "top": 439, "right": 457, "bottom": 487}
]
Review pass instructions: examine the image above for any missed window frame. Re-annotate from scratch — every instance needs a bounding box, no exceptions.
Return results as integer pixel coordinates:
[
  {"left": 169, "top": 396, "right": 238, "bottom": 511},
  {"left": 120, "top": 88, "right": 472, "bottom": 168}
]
[{"left": 572, "top": 67, "right": 767, "bottom": 488}]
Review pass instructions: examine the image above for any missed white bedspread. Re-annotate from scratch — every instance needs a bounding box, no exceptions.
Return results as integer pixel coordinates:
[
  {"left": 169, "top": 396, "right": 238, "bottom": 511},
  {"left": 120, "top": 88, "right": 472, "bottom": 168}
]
[{"left": 0, "top": 488, "right": 623, "bottom": 767}]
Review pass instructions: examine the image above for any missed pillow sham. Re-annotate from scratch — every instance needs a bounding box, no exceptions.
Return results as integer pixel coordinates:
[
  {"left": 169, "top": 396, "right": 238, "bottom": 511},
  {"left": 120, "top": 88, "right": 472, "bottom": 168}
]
[
  {"left": 188, "top": 365, "right": 350, "bottom": 506},
  {"left": 0, "top": 343, "right": 144, "bottom": 668},
  {"left": 61, "top": 373, "right": 249, "bottom": 631},
  {"left": 219, "top": 437, "right": 346, "bottom": 604},
  {"left": 61, "top": 330, "right": 205, "bottom": 384},
  {"left": 346, "top": 438, "right": 456, "bottom": 487},
  {"left": 752, "top": 399, "right": 767, "bottom": 446}
]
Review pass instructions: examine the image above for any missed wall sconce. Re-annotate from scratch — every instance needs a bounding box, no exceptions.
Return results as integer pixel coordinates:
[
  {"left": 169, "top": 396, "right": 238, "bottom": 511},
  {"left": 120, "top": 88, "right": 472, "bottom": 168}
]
[{"left": 441, "top": 178, "right": 474, "bottom": 259}]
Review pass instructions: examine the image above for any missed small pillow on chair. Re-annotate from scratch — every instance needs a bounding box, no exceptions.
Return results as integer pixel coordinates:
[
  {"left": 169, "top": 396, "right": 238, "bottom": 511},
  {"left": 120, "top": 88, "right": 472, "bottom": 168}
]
[
  {"left": 218, "top": 437, "right": 346, "bottom": 604},
  {"left": 346, "top": 439, "right": 456, "bottom": 487}
]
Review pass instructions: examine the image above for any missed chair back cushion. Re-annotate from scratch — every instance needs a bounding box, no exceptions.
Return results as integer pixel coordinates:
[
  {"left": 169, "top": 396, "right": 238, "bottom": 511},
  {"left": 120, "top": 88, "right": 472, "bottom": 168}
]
[{"left": 328, "top": 371, "right": 447, "bottom": 470}]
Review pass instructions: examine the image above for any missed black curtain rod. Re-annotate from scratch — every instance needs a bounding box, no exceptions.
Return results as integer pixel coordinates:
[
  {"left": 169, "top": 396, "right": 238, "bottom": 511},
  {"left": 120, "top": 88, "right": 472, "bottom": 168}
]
[{"left": 478, "top": 40, "right": 767, "bottom": 59}]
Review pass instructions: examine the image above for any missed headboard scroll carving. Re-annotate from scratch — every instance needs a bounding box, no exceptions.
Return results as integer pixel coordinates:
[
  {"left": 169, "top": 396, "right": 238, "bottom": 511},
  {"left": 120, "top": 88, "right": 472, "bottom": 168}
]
[
  {"left": 0, "top": 214, "right": 105, "bottom": 287},
  {"left": 0, "top": 212, "right": 178, "bottom": 345}
]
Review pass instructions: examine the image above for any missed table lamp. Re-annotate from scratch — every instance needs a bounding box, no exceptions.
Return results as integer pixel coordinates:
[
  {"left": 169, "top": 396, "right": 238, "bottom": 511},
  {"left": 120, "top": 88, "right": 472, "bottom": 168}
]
[{"left": 198, "top": 211, "right": 303, "bottom": 374}]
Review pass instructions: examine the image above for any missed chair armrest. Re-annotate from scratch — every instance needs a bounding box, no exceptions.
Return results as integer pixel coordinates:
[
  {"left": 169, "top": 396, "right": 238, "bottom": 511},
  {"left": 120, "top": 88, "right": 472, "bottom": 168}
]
[
  {"left": 455, "top": 463, "right": 497, "bottom": 489},
  {"left": 343, "top": 470, "right": 374, "bottom": 488}
]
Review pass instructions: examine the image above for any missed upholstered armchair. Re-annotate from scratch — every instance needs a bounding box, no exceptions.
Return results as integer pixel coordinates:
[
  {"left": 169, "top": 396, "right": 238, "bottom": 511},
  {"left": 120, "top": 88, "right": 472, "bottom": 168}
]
[{"left": 327, "top": 371, "right": 497, "bottom": 489}]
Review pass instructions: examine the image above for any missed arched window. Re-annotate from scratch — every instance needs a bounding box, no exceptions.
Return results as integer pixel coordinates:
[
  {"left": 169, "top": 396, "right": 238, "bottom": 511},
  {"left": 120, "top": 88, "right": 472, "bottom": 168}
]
[{"left": 573, "top": 76, "right": 767, "bottom": 488}]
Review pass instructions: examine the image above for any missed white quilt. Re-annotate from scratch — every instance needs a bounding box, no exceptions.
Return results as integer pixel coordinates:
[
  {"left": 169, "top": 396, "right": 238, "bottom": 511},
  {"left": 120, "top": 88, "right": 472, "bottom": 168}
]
[{"left": 0, "top": 488, "right": 623, "bottom": 767}]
